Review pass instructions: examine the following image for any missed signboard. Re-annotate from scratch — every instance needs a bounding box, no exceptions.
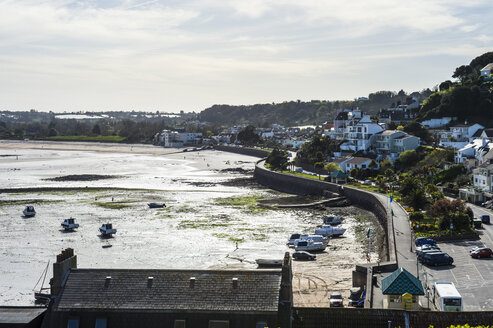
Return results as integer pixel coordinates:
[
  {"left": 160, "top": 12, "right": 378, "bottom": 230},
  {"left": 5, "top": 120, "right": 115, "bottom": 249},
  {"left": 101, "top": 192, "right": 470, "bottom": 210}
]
[{"left": 402, "top": 292, "right": 413, "bottom": 310}]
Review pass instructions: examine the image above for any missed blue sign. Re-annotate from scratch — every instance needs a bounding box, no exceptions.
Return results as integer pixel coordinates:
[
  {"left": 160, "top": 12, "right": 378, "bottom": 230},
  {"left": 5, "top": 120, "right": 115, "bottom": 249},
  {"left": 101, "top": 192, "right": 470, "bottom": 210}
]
[{"left": 390, "top": 195, "right": 393, "bottom": 203}]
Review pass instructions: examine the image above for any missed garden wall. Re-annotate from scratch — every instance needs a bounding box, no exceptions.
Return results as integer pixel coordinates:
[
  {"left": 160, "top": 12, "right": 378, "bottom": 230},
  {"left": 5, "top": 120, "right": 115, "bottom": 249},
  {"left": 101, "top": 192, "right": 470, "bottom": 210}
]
[{"left": 213, "top": 145, "right": 269, "bottom": 158}]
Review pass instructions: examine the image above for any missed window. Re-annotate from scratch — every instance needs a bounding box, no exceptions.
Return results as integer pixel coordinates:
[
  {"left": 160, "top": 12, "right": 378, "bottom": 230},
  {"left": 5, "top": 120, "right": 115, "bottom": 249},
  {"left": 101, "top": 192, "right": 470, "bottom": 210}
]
[
  {"left": 95, "top": 318, "right": 107, "bottom": 328},
  {"left": 208, "top": 320, "right": 229, "bottom": 328},
  {"left": 67, "top": 319, "right": 79, "bottom": 328},
  {"left": 256, "top": 322, "right": 268, "bottom": 328},
  {"left": 174, "top": 320, "right": 186, "bottom": 328}
]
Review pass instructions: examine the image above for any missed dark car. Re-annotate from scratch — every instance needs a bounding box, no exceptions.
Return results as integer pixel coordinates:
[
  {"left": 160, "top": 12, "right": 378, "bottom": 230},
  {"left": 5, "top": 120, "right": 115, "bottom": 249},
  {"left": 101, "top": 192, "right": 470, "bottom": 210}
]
[
  {"left": 348, "top": 287, "right": 364, "bottom": 307},
  {"left": 470, "top": 248, "right": 493, "bottom": 259},
  {"left": 481, "top": 215, "right": 490, "bottom": 224},
  {"left": 420, "top": 252, "right": 453, "bottom": 266},
  {"left": 329, "top": 291, "right": 343, "bottom": 307},
  {"left": 292, "top": 251, "right": 316, "bottom": 261},
  {"left": 415, "top": 237, "right": 436, "bottom": 247}
]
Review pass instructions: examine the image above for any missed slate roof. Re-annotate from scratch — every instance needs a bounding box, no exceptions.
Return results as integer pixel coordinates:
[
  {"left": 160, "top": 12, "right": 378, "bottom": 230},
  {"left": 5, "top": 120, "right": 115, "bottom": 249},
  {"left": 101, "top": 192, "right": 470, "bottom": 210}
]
[
  {"left": 472, "top": 128, "right": 484, "bottom": 138},
  {"left": 0, "top": 307, "right": 46, "bottom": 324},
  {"left": 330, "top": 170, "right": 348, "bottom": 178},
  {"left": 54, "top": 269, "right": 282, "bottom": 312},
  {"left": 381, "top": 268, "right": 424, "bottom": 295},
  {"left": 483, "top": 128, "right": 493, "bottom": 137},
  {"left": 345, "top": 157, "right": 371, "bottom": 165}
]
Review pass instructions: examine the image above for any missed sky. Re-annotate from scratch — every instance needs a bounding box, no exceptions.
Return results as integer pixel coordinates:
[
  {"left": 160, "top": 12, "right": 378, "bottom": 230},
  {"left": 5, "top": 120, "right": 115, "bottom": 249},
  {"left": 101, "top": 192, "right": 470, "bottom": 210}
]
[{"left": 1, "top": 0, "right": 492, "bottom": 113}]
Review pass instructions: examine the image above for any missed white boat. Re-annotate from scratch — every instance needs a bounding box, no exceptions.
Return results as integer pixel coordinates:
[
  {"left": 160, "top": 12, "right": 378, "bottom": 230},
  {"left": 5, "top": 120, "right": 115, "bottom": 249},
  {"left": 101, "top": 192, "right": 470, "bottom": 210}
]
[
  {"left": 288, "top": 233, "right": 329, "bottom": 247},
  {"left": 295, "top": 240, "right": 326, "bottom": 252},
  {"left": 99, "top": 223, "right": 117, "bottom": 237},
  {"left": 314, "top": 225, "right": 346, "bottom": 237},
  {"left": 322, "top": 215, "right": 343, "bottom": 226},
  {"left": 23, "top": 205, "right": 36, "bottom": 217},
  {"left": 61, "top": 218, "right": 79, "bottom": 231}
]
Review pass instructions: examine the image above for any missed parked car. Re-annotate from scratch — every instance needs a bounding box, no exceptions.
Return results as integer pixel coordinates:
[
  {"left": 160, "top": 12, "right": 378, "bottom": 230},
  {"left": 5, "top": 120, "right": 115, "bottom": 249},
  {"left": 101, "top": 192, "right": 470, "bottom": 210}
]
[
  {"left": 419, "top": 252, "right": 454, "bottom": 266},
  {"left": 415, "top": 237, "right": 436, "bottom": 247},
  {"left": 329, "top": 291, "right": 344, "bottom": 307},
  {"left": 348, "top": 287, "right": 364, "bottom": 307},
  {"left": 473, "top": 218, "right": 483, "bottom": 229},
  {"left": 416, "top": 246, "right": 441, "bottom": 259},
  {"left": 481, "top": 215, "right": 490, "bottom": 224},
  {"left": 292, "top": 251, "right": 316, "bottom": 261},
  {"left": 416, "top": 244, "right": 440, "bottom": 254},
  {"left": 470, "top": 248, "right": 493, "bottom": 259}
]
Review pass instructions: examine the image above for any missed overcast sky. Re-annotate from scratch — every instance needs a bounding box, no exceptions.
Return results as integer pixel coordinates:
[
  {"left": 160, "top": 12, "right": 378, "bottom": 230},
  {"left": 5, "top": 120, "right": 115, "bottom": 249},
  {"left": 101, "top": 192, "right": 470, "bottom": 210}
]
[{"left": 1, "top": 0, "right": 492, "bottom": 113}]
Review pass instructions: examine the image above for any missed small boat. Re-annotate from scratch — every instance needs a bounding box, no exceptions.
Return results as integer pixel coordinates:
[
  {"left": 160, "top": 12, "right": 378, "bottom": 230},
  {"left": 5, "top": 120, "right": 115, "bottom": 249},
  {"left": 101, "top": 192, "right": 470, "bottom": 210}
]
[
  {"left": 314, "top": 225, "right": 346, "bottom": 237},
  {"left": 33, "top": 261, "right": 51, "bottom": 304},
  {"left": 294, "top": 240, "right": 327, "bottom": 252},
  {"left": 23, "top": 205, "right": 36, "bottom": 217},
  {"left": 102, "top": 244, "right": 112, "bottom": 248},
  {"left": 61, "top": 217, "right": 79, "bottom": 231},
  {"left": 148, "top": 203, "right": 166, "bottom": 208},
  {"left": 256, "top": 259, "right": 283, "bottom": 267},
  {"left": 322, "top": 215, "right": 343, "bottom": 226},
  {"left": 99, "top": 223, "right": 117, "bottom": 237},
  {"left": 288, "top": 233, "right": 329, "bottom": 247}
]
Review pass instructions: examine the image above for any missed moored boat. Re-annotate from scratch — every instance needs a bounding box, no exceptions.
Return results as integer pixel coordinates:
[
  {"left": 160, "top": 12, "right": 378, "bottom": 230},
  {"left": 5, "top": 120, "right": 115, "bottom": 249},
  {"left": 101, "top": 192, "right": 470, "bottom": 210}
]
[
  {"left": 23, "top": 205, "right": 36, "bottom": 217},
  {"left": 294, "top": 240, "right": 327, "bottom": 252},
  {"left": 61, "top": 217, "right": 79, "bottom": 231},
  {"left": 322, "top": 215, "right": 343, "bottom": 226},
  {"left": 314, "top": 225, "right": 346, "bottom": 237},
  {"left": 99, "top": 223, "right": 117, "bottom": 237},
  {"left": 148, "top": 203, "right": 166, "bottom": 208}
]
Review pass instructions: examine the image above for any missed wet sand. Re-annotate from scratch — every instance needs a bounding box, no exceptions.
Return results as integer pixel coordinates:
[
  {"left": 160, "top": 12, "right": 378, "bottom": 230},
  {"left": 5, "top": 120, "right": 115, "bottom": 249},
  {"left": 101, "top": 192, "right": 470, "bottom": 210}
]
[{"left": 0, "top": 141, "right": 383, "bottom": 306}]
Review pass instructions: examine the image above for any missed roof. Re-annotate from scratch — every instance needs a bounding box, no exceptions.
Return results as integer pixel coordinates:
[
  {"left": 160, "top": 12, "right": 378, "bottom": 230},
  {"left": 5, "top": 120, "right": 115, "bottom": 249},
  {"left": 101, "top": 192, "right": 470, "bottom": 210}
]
[
  {"left": 330, "top": 170, "right": 348, "bottom": 178},
  {"left": 335, "top": 112, "right": 349, "bottom": 120},
  {"left": 380, "top": 130, "right": 400, "bottom": 135},
  {"left": 54, "top": 269, "right": 282, "bottom": 312},
  {"left": 0, "top": 307, "right": 46, "bottom": 324},
  {"left": 472, "top": 128, "right": 484, "bottom": 138},
  {"left": 381, "top": 268, "right": 424, "bottom": 295},
  {"left": 483, "top": 128, "right": 493, "bottom": 137},
  {"left": 481, "top": 63, "right": 493, "bottom": 71},
  {"left": 394, "top": 135, "right": 415, "bottom": 140},
  {"left": 346, "top": 157, "right": 371, "bottom": 165}
]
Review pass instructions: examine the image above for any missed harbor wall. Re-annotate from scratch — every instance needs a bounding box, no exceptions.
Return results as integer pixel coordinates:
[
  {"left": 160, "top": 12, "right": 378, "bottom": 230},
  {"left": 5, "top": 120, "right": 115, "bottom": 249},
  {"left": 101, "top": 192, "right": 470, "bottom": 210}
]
[
  {"left": 254, "top": 160, "right": 395, "bottom": 265},
  {"left": 213, "top": 145, "right": 270, "bottom": 158}
]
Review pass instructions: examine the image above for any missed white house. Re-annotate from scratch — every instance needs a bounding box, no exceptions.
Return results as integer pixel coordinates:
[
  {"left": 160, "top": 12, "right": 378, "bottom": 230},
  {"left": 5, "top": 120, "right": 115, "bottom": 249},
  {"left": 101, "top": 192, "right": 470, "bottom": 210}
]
[
  {"left": 340, "top": 115, "right": 384, "bottom": 152},
  {"left": 334, "top": 156, "right": 377, "bottom": 173},
  {"left": 473, "top": 163, "right": 493, "bottom": 192},
  {"left": 156, "top": 130, "right": 202, "bottom": 147},
  {"left": 439, "top": 123, "right": 484, "bottom": 149},
  {"left": 373, "top": 130, "right": 420, "bottom": 160},
  {"left": 421, "top": 117, "right": 455, "bottom": 128}
]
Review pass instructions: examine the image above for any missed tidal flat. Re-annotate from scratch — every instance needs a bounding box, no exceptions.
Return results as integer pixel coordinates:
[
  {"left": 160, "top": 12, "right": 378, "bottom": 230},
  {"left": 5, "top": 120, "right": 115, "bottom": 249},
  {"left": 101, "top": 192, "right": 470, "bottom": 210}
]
[{"left": 0, "top": 141, "right": 384, "bottom": 306}]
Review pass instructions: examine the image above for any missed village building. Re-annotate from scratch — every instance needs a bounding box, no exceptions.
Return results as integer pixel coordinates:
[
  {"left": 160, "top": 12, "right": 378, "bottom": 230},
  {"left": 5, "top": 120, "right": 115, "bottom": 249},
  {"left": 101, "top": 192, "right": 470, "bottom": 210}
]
[{"left": 381, "top": 268, "right": 424, "bottom": 310}]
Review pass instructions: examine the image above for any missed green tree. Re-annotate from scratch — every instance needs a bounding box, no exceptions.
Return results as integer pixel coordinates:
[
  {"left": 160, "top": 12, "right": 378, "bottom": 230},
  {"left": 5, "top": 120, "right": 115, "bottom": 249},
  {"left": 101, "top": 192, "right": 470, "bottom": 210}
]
[
  {"left": 399, "top": 150, "right": 419, "bottom": 169},
  {"left": 265, "top": 148, "right": 288, "bottom": 171},
  {"left": 92, "top": 124, "right": 101, "bottom": 135},
  {"left": 324, "top": 162, "right": 342, "bottom": 173},
  {"left": 237, "top": 125, "right": 260, "bottom": 146}
]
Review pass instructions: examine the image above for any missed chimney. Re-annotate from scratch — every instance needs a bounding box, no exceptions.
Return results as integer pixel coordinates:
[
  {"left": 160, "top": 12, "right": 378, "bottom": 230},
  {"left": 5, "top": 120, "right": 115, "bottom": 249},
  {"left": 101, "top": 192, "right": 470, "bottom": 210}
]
[
  {"left": 232, "top": 277, "right": 238, "bottom": 289},
  {"left": 189, "top": 277, "right": 196, "bottom": 288},
  {"left": 50, "top": 248, "right": 77, "bottom": 296}
]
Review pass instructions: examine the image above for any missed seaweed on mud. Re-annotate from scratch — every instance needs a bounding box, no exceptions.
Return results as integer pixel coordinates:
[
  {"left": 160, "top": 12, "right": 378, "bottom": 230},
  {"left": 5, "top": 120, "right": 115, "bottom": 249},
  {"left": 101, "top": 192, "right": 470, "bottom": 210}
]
[
  {"left": 0, "top": 199, "right": 64, "bottom": 206},
  {"left": 92, "top": 201, "right": 132, "bottom": 209}
]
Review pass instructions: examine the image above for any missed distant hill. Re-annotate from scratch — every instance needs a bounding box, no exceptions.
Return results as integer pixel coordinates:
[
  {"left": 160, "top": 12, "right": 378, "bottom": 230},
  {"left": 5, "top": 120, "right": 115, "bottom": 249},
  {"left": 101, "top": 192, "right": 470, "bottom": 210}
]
[{"left": 198, "top": 90, "right": 432, "bottom": 127}]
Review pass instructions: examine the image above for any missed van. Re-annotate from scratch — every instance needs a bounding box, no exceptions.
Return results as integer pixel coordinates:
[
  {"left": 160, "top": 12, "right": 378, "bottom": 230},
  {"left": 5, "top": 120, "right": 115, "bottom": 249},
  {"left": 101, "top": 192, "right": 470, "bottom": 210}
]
[
  {"left": 481, "top": 215, "right": 490, "bottom": 224},
  {"left": 420, "top": 252, "right": 453, "bottom": 266}
]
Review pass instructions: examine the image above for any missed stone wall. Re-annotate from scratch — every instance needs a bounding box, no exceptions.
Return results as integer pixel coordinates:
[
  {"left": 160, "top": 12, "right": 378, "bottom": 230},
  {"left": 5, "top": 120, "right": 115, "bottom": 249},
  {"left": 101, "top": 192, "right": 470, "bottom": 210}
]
[
  {"left": 214, "top": 145, "right": 270, "bottom": 158},
  {"left": 254, "top": 160, "right": 394, "bottom": 263}
]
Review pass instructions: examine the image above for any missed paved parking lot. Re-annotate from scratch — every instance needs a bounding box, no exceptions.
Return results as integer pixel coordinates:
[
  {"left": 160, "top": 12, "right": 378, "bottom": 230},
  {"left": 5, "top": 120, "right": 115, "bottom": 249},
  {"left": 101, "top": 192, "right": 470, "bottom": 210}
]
[{"left": 419, "top": 206, "right": 493, "bottom": 311}]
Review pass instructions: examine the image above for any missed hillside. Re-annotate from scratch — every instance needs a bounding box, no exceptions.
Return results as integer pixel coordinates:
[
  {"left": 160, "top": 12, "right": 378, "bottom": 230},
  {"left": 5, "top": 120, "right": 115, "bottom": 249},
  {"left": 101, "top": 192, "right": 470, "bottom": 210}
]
[{"left": 198, "top": 90, "right": 432, "bottom": 127}]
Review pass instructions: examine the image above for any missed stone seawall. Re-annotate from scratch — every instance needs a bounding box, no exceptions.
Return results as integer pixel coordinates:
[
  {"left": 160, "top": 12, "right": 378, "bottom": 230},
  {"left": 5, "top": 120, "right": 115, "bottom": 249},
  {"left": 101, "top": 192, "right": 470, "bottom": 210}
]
[
  {"left": 214, "top": 145, "right": 270, "bottom": 158},
  {"left": 254, "top": 160, "right": 395, "bottom": 263}
]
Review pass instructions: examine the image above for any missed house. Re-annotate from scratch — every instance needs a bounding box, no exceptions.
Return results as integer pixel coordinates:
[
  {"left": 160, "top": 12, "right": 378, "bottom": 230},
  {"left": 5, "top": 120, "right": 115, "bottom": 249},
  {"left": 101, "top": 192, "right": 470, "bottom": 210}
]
[
  {"left": 472, "top": 163, "right": 493, "bottom": 193},
  {"left": 440, "top": 123, "right": 484, "bottom": 149},
  {"left": 328, "top": 109, "right": 363, "bottom": 140},
  {"left": 340, "top": 115, "right": 384, "bottom": 152},
  {"left": 480, "top": 63, "right": 493, "bottom": 79},
  {"left": 455, "top": 138, "right": 493, "bottom": 166},
  {"left": 155, "top": 130, "right": 202, "bottom": 147},
  {"left": 336, "top": 156, "right": 376, "bottom": 173},
  {"left": 41, "top": 250, "right": 293, "bottom": 328},
  {"left": 381, "top": 267, "right": 424, "bottom": 310},
  {"left": 378, "top": 104, "right": 417, "bottom": 124},
  {"left": 373, "top": 130, "right": 420, "bottom": 160}
]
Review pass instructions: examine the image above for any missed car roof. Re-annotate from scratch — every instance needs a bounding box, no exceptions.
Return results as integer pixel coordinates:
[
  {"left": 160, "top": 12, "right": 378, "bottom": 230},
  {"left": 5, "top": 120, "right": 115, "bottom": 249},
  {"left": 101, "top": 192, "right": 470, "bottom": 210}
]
[{"left": 331, "top": 291, "right": 342, "bottom": 295}]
